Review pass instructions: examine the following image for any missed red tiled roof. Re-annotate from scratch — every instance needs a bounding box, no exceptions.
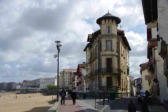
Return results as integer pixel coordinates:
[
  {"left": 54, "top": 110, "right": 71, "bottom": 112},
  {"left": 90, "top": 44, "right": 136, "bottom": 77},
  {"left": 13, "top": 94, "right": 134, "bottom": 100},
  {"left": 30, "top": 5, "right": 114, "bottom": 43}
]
[
  {"left": 139, "top": 60, "right": 154, "bottom": 74},
  {"left": 117, "top": 29, "right": 123, "bottom": 33},
  {"left": 63, "top": 69, "right": 76, "bottom": 73},
  {"left": 140, "top": 62, "right": 149, "bottom": 74},
  {"left": 78, "top": 64, "right": 86, "bottom": 68}
]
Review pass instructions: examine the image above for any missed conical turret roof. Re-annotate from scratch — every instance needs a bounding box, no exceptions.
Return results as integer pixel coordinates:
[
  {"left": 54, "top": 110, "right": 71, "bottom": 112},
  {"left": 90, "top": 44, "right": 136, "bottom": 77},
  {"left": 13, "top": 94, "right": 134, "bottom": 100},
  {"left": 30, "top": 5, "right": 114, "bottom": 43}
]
[{"left": 96, "top": 12, "right": 121, "bottom": 24}]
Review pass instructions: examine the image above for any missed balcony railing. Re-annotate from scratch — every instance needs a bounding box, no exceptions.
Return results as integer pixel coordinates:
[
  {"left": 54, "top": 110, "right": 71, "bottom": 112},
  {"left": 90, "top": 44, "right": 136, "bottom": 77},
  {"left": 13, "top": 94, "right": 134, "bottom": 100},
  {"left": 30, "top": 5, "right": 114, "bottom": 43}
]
[{"left": 84, "top": 68, "right": 121, "bottom": 79}]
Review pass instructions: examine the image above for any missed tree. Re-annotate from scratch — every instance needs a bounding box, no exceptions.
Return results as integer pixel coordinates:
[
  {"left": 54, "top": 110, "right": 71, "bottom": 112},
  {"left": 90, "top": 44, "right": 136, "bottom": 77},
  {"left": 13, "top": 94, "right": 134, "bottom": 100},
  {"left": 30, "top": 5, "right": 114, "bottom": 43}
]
[{"left": 47, "top": 85, "right": 57, "bottom": 95}]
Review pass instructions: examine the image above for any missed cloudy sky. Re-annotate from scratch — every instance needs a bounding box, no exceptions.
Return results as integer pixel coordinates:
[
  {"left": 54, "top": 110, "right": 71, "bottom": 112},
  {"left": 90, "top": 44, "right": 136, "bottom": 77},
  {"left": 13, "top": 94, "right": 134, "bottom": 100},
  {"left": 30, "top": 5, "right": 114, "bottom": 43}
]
[{"left": 0, "top": 0, "right": 148, "bottom": 82}]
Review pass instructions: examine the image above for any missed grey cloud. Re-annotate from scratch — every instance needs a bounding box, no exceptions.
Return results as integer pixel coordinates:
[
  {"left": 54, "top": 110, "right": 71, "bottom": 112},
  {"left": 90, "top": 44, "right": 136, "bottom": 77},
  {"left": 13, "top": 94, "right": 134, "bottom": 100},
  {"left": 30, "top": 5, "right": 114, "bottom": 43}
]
[
  {"left": 20, "top": 3, "right": 74, "bottom": 32},
  {"left": 130, "top": 47, "right": 147, "bottom": 57},
  {"left": 46, "top": 40, "right": 86, "bottom": 70},
  {"left": 46, "top": 40, "right": 86, "bottom": 60},
  {"left": 0, "top": 26, "right": 32, "bottom": 51},
  {"left": 19, "top": 59, "right": 57, "bottom": 73},
  {"left": 0, "top": 0, "right": 147, "bottom": 82},
  {"left": 129, "top": 56, "right": 148, "bottom": 76},
  {"left": 61, "top": 42, "right": 86, "bottom": 57}
]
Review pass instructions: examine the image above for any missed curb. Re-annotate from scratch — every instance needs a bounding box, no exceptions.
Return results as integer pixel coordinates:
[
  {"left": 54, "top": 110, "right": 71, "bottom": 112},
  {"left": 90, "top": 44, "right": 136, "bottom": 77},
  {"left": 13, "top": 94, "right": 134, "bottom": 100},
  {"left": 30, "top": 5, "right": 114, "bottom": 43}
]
[
  {"left": 77, "top": 100, "right": 100, "bottom": 112},
  {"left": 48, "top": 100, "right": 61, "bottom": 112},
  {"left": 99, "top": 105, "right": 110, "bottom": 112}
]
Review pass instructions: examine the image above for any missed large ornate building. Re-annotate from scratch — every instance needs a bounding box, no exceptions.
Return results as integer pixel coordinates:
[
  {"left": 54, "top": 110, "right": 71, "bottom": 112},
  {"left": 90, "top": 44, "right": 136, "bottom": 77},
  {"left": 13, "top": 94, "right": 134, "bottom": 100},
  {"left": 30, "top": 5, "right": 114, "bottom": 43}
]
[{"left": 84, "top": 12, "right": 131, "bottom": 93}]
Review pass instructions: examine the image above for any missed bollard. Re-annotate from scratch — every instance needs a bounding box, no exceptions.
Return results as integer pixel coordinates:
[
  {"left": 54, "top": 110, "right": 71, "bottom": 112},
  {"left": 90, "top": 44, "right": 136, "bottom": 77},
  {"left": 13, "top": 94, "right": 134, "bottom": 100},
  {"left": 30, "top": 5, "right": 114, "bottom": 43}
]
[{"left": 95, "top": 93, "right": 96, "bottom": 108}]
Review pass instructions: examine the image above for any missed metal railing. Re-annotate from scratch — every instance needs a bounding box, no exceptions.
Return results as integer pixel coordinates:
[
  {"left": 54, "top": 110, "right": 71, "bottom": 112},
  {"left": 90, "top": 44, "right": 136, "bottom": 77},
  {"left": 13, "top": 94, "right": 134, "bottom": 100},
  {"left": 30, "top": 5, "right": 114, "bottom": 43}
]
[{"left": 88, "top": 68, "right": 120, "bottom": 76}]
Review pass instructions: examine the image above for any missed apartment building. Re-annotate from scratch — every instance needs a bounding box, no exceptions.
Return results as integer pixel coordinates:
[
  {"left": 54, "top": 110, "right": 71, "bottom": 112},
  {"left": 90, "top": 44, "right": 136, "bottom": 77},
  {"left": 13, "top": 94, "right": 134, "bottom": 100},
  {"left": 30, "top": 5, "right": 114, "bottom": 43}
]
[
  {"left": 141, "top": 0, "right": 168, "bottom": 102},
  {"left": 59, "top": 69, "right": 76, "bottom": 90},
  {"left": 84, "top": 12, "right": 131, "bottom": 93}
]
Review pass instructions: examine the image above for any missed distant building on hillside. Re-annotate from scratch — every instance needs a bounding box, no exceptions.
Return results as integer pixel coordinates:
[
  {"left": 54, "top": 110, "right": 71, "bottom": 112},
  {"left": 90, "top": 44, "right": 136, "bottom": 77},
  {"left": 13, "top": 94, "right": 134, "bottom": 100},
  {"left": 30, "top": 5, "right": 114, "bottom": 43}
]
[
  {"left": 22, "top": 79, "right": 40, "bottom": 89},
  {"left": 39, "top": 78, "right": 57, "bottom": 89},
  {"left": 21, "top": 77, "right": 57, "bottom": 89},
  {"left": 0, "top": 82, "right": 7, "bottom": 90},
  {"left": 0, "top": 82, "right": 19, "bottom": 91},
  {"left": 7, "top": 82, "right": 18, "bottom": 90}
]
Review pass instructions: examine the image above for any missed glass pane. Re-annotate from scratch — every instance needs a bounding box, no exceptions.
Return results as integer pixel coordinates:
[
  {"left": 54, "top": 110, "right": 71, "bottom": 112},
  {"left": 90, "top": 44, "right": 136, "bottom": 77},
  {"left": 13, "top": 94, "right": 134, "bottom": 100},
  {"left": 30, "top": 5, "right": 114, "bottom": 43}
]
[
  {"left": 106, "top": 40, "right": 112, "bottom": 51},
  {"left": 107, "top": 26, "right": 110, "bottom": 33}
]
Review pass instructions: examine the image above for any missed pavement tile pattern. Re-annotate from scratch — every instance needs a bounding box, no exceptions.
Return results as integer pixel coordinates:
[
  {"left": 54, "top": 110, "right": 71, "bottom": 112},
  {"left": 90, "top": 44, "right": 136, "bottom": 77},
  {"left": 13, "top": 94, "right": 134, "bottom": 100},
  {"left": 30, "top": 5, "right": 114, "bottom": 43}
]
[
  {"left": 59, "top": 98, "right": 167, "bottom": 112},
  {"left": 59, "top": 100, "right": 83, "bottom": 112},
  {"left": 59, "top": 99, "right": 98, "bottom": 112}
]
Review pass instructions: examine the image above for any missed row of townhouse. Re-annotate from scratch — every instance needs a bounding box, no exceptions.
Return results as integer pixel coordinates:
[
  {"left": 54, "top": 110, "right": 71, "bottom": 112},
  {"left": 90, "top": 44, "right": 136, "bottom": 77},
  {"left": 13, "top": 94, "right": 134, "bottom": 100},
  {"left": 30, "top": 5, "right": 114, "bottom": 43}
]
[{"left": 140, "top": 0, "right": 168, "bottom": 103}]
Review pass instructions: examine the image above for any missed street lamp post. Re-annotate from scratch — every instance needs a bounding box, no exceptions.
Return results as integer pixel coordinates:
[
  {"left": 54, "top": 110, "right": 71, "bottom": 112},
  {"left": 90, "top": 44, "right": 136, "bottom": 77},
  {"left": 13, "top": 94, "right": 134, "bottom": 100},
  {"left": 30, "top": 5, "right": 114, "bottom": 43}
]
[{"left": 55, "top": 40, "right": 62, "bottom": 101}]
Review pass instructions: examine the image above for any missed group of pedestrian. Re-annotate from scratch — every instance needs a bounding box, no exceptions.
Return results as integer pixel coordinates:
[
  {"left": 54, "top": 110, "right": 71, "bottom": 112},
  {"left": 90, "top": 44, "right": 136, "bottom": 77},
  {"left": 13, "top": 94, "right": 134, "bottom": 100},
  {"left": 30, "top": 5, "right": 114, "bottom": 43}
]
[
  {"left": 60, "top": 89, "right": 77, "bottom": 105},
  {"left": 128, "top": 90, "right": 150, "bottom": 112}
]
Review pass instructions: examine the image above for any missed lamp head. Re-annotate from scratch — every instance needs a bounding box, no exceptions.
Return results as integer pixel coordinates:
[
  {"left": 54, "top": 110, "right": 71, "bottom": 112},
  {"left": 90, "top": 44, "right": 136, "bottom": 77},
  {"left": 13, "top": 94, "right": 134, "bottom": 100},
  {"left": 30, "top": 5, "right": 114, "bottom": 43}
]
[
  {"left": 55, "top": 40, "right": 62, "bottom": 47},
  {"left": 54, "top": 54, "right": 58, "bottom": 58},
  {"left": 55, "top": 40, "right": 60, "bottom": 44}
]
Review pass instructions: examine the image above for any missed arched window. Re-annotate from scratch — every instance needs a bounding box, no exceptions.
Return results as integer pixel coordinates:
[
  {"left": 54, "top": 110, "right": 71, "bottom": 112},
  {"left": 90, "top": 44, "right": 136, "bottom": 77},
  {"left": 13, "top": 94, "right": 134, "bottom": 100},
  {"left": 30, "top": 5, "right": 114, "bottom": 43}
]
[{"left": 107, "top": 26, "right": 110, "bottom": 33}]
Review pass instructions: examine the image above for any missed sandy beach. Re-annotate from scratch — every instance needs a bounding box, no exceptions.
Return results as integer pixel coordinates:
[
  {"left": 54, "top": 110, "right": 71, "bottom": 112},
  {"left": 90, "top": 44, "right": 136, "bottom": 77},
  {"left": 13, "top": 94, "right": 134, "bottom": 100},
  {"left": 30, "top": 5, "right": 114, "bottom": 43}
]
[{"left": 0, "top": 92, "right": 55, "bottom": 112}]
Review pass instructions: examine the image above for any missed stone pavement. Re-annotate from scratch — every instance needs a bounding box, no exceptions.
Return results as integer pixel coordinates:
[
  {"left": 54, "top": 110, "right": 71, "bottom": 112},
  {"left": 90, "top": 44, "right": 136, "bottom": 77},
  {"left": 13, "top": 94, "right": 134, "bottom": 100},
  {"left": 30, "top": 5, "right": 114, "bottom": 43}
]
[
  {"left": 59, "top": 98, "right": 168, "bottom": 112},
  {"left": 149, "top": 105, "right": 168, "bottom": 112},
  {"left": 59, "top": 100, "right": 98, "bottom": 112},
  {"left": 76, "top": 98, "right": 168, "bottom": 112}
]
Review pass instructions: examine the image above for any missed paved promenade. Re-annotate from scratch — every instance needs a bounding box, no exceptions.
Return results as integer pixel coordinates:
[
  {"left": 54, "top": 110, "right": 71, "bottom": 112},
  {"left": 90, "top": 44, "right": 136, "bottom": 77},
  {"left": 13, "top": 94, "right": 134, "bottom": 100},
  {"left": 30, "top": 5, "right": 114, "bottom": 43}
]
[
  {"left": 59, "top": 100, "right": 98, "bottom": 112},
  {"left": 59, "top": 98, "right": 167, "bottom": 112}
]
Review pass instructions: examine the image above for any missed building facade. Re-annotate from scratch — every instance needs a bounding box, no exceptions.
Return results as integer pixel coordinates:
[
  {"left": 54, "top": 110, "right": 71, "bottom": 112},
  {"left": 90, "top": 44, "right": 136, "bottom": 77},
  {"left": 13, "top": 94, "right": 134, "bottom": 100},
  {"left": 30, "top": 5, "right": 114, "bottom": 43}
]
[
  {"left": 0, "top": 82, "right": 18, "bottom": 90},
  {"left": 76, "top": 63, "right": 87, "bottom": 92},
  {"left": 141, "top": 0, "right": 168, "bottom": 102},
  {"left": 22, "top": 79, "right": 40, "bottom": 89},
  {"left": 84, "top": 12, "right": 131, "bottom": 93},
  {"left": 59, "top": 69, "right": 76, "bottom": 90},
  {"left": 21, "top": 77, "right": 56, "bottom": 89},
  {"left": 158, "top": 0, "right": 168, "bottom": 68},
  {"left": 140, "top": 63, "right": 153, "bottom": 92},
  {"left": 39, "top": 78, "right": 57, "bottom": 89}
]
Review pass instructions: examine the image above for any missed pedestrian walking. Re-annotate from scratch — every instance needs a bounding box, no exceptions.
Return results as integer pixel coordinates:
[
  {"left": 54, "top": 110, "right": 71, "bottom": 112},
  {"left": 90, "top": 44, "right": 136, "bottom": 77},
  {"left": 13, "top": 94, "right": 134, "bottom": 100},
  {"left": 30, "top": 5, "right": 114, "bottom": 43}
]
[
  {"left": 60, "top": 89, "right": 66, "bottom": 105},
  {"left": 141, "top": 96, "right": 149, "bottom": 112},
  {"left": 71, "top": 91, "right": 77, "bottom": 105},
  {"left": 128, "top": 99, "right": 136, "bottom": 112}
]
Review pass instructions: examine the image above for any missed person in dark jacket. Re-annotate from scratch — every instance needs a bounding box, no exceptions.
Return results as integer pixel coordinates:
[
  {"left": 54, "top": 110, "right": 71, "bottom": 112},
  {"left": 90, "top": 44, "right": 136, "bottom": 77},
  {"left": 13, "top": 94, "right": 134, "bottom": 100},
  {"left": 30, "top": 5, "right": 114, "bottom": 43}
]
[
  {"left": 141, "top": 96, "right": 149, "bottom": 112},
  {"left": 128, "top": 99, "right": 136, "bottom": 112},
  {"left": 60, "top": 89, "right": 66, "bottom": 105},
  {"left": 71, "top": 91, "right": 77, "bottom": 105},
  {"left": 145, "top": 90, "right": 151, "bottom": 104}
]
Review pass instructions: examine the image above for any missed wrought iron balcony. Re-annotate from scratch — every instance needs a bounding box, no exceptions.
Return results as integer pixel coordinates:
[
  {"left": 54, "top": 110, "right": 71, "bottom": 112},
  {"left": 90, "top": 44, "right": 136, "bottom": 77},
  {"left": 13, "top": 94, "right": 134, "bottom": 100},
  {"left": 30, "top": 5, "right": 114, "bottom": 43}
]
[{"left": 84, "top": 68, "right": 121, "bottom": 79}]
